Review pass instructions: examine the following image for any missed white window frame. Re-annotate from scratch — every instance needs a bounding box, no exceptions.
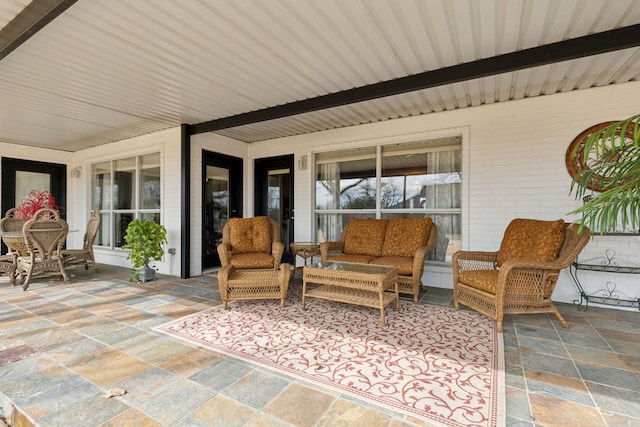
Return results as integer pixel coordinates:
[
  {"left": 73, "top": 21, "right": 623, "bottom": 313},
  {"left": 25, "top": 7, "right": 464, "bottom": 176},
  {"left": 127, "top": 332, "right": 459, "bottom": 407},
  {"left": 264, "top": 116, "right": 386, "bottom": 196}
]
[
  {"left": 91, "top": 152, "right": 161, "bottom": 250},
  {"left": 313, "top": 137, "right": 462, "bottom": 263}
]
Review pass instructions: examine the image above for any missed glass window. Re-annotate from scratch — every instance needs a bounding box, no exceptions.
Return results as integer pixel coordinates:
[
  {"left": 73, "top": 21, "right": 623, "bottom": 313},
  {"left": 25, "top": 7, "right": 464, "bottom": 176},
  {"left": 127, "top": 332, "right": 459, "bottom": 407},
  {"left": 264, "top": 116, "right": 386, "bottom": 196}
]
[
  {"left": 114, "top": 158, "right": 135, "bottom": 210},
  {"left": 315, "top": 139, "right": 461, "bottom": 262},
  {"left": 316, "top": 147, "right": 377, "bottom": 211},
  {"left": 91, "top": 153, "right": 161, "bottom": 249},
  {"left": 381, "top": 141, "right": 461, "bottom": 210},
  {"left": 140, "top": 153, "right": 161, "bottom": 209},
  {"left": 15, "top": 171, "right": 50, "bottom": 205}
]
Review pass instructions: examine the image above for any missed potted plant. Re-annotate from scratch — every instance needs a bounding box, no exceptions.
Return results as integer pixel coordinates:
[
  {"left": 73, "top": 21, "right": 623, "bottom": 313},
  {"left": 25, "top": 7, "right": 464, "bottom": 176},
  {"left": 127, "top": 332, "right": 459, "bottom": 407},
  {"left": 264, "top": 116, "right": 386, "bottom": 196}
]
[
  {"left": 568, "top": 114, "right": 640, "bottom": 234},
  {"left": 15, "top": 190, "right": 61, "bottom": 220},
  {"left": 123, "top": 219, "right": 168, "bottom": 282}
]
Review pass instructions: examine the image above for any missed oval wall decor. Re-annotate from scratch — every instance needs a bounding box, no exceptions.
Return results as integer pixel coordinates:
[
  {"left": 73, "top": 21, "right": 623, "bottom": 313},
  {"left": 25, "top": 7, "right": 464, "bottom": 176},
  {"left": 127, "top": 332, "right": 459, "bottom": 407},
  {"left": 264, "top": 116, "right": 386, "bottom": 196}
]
[{"left": 565, "top": 121, "right": 636, "bottom": 192}]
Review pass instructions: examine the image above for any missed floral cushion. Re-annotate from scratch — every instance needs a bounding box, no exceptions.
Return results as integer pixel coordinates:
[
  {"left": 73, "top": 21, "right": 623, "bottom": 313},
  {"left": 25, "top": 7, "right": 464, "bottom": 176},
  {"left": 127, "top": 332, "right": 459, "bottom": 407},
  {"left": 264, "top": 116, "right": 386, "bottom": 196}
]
[
  {"left": 459, "top": 269, "right": 555, "bottom": 298},
  {"left": 328, "top": 254, "right": 378, "bottom": 264},
  {"left": 370, "top": 255, "right": 414, "bottom": 275},
  {"left": 343, "top": 219, "right": 387, "bottom": 257},
  {"left": 496, "top": 218, "right": 565, "bottom": 267},
  {"left": 458, "top": 270, "right": 499, "bottom": 294},
  {"left": 229, "top": 217, "right": 272, "bottom": 254},
  {"left": 381, "top": 218, "right": 432, "bottom": 257},
  {"left": 230, "top": 253, "right": 275, "bottom": 269}
]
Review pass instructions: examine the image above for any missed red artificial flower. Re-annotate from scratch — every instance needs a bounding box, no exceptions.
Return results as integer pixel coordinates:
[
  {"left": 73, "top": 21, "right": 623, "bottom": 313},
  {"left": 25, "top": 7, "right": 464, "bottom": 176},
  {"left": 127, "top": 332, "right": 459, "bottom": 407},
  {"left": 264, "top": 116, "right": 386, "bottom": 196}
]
[{"left": 15, "top": 190, "right": 60, "bottom": 220}]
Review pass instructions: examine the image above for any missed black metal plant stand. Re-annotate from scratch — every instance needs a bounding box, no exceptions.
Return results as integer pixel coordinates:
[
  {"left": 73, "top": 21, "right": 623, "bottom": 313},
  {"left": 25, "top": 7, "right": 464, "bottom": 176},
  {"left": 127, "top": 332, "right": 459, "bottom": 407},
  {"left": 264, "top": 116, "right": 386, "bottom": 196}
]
[{"left": 569, "top": 249, "right": 640, "bottom": 311}]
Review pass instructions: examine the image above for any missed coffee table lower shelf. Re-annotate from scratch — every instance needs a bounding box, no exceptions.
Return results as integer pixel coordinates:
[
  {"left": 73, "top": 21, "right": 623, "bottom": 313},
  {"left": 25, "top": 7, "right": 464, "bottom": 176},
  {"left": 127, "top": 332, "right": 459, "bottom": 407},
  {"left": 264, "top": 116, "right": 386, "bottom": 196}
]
[
  {"left": 302, "top": 261, "right": 399, "bottom": 326},
  {"left": 304, "top": 285, "right": 398, "bottom": 326},
  {"left": 306, "top": 285, "right": 397, "bottom": 308}
]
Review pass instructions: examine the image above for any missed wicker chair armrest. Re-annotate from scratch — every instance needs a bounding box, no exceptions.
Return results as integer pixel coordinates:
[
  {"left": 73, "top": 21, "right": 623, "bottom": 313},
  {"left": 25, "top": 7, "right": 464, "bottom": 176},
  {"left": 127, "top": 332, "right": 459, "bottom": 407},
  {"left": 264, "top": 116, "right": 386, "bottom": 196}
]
[
  {"left": 217, "top": 243, "right": 233, "bottom": 267},
  {"left": 496, "top": 260, "right": 564, "bottom": 300},
  {"left": 0, "top": 252, "right": 17, "bottom": 262},
  {"left": 272, "top": 242, "right": 284, "bottom": 268},
  {"left": 411, "top": 246, "right": 428, "bottom": 282},
  {"left": 452, "top": 250, "right": 498, "bottom": 285},
  {"left": 320, "top": 241, "right": 345, "bottom": 263},
  {"left": 218, "top": 265, "right": 234, "bottom": 294},
  {"left": 424, "top": 223, "right": 438, "bottom": 253},
  {"left": 453, "top": 250, "right": 498, "bottom": 269},
  {"left": 499, "top": 259, "right": 564, "bottom": 271}
]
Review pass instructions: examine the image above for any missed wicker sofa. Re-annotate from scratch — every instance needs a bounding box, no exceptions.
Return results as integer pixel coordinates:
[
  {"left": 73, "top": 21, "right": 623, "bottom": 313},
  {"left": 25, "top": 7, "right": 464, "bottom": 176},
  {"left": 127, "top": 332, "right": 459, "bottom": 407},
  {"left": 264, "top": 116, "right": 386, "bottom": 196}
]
[{"left": 320, "top": 218, "right": 437, "bottom": 303}]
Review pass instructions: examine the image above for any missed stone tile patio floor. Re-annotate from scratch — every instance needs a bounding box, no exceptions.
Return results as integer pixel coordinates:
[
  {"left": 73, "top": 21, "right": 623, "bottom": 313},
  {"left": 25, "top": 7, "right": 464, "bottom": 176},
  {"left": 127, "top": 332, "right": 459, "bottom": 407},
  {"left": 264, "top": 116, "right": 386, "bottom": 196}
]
[{"left": 0, "top": 265, "right": 638, "bottom": 426}]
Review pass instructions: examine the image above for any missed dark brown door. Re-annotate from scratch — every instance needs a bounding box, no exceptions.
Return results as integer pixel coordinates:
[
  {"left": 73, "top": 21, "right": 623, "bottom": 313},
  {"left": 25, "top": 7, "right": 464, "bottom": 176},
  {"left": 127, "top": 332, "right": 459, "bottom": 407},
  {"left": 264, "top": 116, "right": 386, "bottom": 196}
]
[
  {"left": 202, "top": 151, "right": 243, "bottom": 268},
  {"left": 254, "top": 155, "right": 294, "bottom": 263},
  {"left": 1, "top": 157, "right": 66, "bottom": 254}
]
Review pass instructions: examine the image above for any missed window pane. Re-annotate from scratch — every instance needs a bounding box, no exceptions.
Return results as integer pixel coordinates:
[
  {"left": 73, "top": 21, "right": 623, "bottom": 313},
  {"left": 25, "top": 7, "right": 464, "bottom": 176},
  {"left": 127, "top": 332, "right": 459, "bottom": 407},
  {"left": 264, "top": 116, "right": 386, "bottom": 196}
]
[
  {"left": 115, "top": 212, "right": 134, "bottom": 248},
  {"left": 15, "top": 171, "right": 50, "bottom": 205},
  {"left": 95, "top": 213, "right": 110, "bottom": 247},
  {"left": 114, "top": 158, "right": 135, "bottom": 210},
  {"left": 204, "top": 166, "right": 229, "bottom": 258},
  {"left": 428, "top": 213, "right": 461, "bottom": 262},
  {"left": 316, "top": 148, "right": 377, "bottom": 210},
  {"left": 140, "top": 153, "right": 161, "bottom": 209},
  {"left": 381, "top": 143, "right": 461, "bottom": 210},
  {"left": 92, "top": 162, "right": 111, "bottom": 210},
  {"left": 140, "top": 212, "right": 161, "bottom": 223}
]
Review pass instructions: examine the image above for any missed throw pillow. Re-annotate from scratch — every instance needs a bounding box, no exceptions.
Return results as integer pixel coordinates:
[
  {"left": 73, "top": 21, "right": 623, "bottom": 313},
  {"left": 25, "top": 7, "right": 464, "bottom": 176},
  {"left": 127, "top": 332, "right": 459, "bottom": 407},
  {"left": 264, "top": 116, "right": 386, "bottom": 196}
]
[
  {"left": 229, "top": 217, "right": 272, "bottom": 254},
  {"left": 343, "top": 219, "right": 387, "bottom": 256},
  {"left": 381, "top": 218, "right": 432, "bottom": 257},
  {"left": 496, "top": 218, "right": 565, "bottom": 267}
]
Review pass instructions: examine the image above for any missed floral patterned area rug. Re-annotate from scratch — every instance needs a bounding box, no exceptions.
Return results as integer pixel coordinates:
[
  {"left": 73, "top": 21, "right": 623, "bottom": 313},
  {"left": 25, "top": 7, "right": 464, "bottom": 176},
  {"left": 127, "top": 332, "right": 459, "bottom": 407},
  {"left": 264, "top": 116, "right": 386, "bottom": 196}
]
[{"left": 154, "top": 287, "right": 505, "bottom": 427}]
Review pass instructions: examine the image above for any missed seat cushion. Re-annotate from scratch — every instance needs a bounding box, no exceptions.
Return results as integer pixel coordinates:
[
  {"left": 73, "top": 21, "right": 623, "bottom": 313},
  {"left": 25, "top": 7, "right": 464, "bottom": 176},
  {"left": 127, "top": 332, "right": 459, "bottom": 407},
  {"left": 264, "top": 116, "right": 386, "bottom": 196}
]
[
  {"left": 229, "top": 253, "right": 275, "bottom": 269},
  {"left": 343, "top": 219, "right": 387, "bottom": 257},
  {"left": 458, "top": 270, "right": 499, "bottom": 294},
  {"left": 229, "top": 217, "right": 272, "bottom": 254},
  {"left": 381, "top": 218, "right": 432, "bottom": 257},
  {"left": 370, "top": 255, "right": 413, "bottom": 275},
  {"left": 496, "top": 218, "right": 565, "bottom": 267},
  {"left": 328, "top": 254, "right": 378, "bottom": 264}
]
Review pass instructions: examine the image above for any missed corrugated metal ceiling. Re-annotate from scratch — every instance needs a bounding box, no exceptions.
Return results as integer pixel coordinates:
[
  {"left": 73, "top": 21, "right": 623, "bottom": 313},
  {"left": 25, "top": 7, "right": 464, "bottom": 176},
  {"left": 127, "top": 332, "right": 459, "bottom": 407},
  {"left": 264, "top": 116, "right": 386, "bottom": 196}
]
[
  {"left": 1, "top": 0, "right": 639, "bottom": 152},
  {"left": 0, "top": 0, "right": 31, "bottom": 28}
]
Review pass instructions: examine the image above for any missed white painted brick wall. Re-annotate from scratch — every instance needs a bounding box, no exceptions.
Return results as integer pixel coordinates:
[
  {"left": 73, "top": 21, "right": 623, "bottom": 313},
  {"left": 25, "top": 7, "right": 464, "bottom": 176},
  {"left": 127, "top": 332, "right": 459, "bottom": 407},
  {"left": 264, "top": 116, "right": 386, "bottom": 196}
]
[
  {"left": 248, "top": 81, "right": 640, "bottom": 307},
  {"left": 4, "top": 81, "right": 639, "bottom": 312}
]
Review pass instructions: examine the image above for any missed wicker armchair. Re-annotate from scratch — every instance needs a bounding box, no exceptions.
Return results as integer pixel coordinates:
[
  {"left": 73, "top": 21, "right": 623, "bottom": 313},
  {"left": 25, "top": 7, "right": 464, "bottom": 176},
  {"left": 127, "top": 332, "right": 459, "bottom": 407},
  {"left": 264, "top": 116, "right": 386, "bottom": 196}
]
[
  {"left": 1, "top": 208, "right": 24, "bottom": 233},
  {"left": 452, "top": 219, "right": 591, "bottom": 332},
  {"left": 1, "top": 208, "right": 27, "bottom": 256},
  {"left": 217, "top": 216, "right": 284, "bottom": 270},
  {"left": 0, "top": 254, "right": 17, "bottom": 286},
  {"left": 62, "top": 208, "right": 101, "bottom": 271},
  {"left": 16, "top": 208, "right": 69, "bottom": 290},
  {"left": 0, "top": 208, "right": 23, "bottom": 284}
]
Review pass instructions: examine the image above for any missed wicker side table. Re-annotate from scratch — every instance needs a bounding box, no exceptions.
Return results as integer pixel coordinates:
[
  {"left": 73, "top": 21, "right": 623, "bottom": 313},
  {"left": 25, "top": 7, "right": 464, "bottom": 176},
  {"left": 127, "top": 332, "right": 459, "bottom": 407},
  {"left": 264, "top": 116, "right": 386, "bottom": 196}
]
[
  {"left": 218, "top": 263, "right": 291, "bottom": 309},
  {"left": 290, "top": 242, "right": 320, "bottom": 270}
]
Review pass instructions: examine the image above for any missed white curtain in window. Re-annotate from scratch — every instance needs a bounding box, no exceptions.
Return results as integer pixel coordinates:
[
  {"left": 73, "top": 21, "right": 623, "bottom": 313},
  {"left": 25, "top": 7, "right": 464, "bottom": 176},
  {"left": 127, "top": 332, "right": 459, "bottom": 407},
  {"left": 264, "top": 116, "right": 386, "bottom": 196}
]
[
  {"left": 317, "top": 162, "right": 343, "bottom": 242},
  {"left": 425, "top": 149, "right": 461, "bottom": 261}
]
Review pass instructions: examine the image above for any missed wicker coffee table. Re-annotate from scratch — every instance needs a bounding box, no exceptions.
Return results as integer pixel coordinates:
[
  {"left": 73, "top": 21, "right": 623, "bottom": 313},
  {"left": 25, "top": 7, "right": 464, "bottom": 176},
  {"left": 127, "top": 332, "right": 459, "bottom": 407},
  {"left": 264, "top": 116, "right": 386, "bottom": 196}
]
[{"left": 302, "top": 261, "right": 399, "bottom": 326}]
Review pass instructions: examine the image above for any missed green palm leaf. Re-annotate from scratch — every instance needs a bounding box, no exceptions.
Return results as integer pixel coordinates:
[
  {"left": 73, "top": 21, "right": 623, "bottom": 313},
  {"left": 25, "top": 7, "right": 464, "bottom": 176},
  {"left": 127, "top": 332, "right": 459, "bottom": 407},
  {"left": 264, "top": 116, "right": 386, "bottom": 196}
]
[{"left": 568, "top": 114, "right": 640, "bottom": 234}]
